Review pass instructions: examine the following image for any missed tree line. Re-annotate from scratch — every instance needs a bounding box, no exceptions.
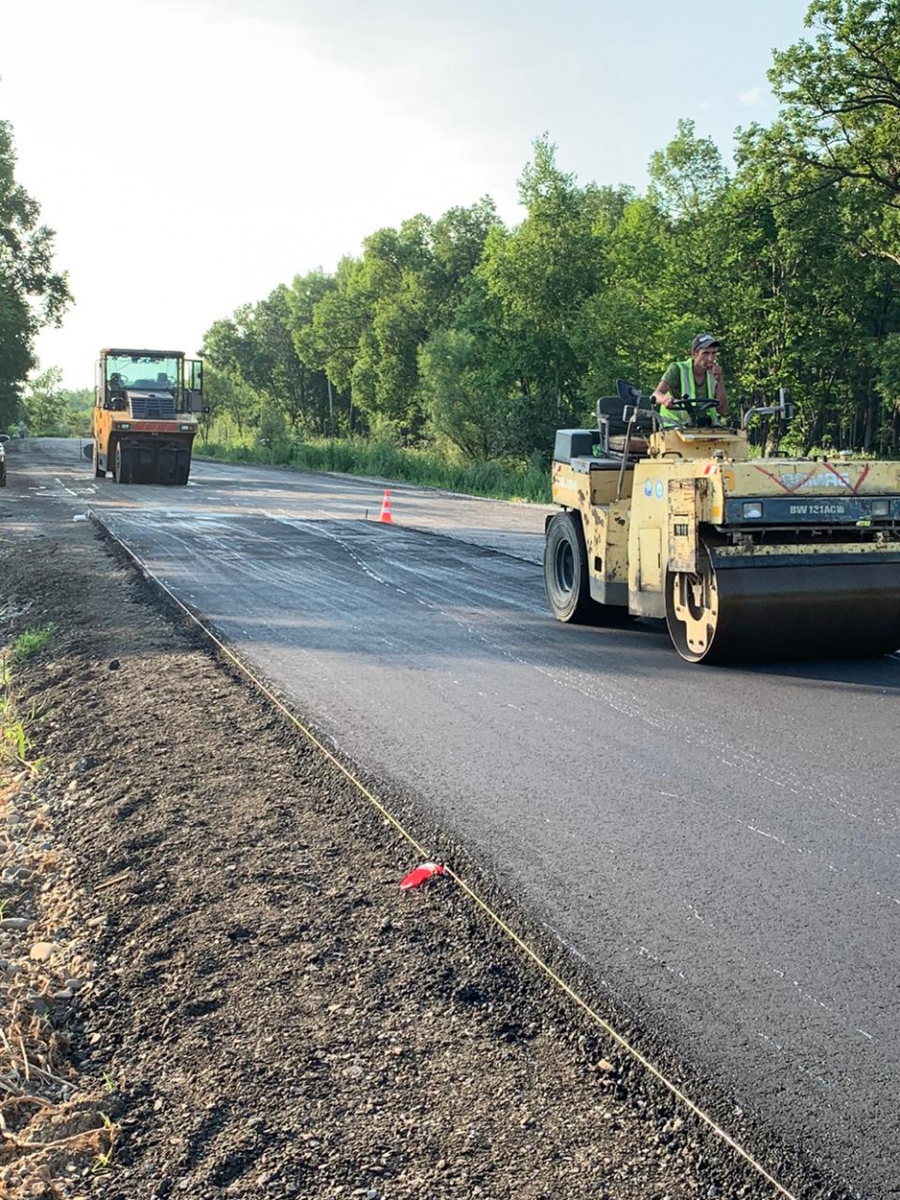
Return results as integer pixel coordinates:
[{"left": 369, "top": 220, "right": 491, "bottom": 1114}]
[
  {"left": 5, "top": 1, "right": 900, "bottom": 462},
  {"left": 0, "top": 120, "right": 70, "bottom": 431},
  {"left": 201, "top": 0, "right": 900, "bottom": 462}
]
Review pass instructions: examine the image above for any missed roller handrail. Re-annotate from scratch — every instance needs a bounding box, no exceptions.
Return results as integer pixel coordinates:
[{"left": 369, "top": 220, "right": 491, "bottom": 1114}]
[
  {"left": 616, "top": 404, "right": 660, "bottom": 500},
  {"left": 742, "top": 387, "right": 793, "bottom": 430}
]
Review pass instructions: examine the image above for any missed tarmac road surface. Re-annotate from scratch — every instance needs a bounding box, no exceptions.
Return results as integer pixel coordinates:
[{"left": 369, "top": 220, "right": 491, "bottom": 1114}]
[{"left": 9, "top": 438, "right": 900, "bottom": 1198}]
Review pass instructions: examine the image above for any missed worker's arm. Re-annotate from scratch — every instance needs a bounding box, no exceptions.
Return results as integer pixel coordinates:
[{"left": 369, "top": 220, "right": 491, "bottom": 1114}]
[
  {"left": 651, "top": 379, "right": 673, "bottom": 408},
  {"left": 712, "top": 361, "right": 728, "bottom": 416},
  {"left": 653, "top": 363, "right": 680, "bottom": 408}
]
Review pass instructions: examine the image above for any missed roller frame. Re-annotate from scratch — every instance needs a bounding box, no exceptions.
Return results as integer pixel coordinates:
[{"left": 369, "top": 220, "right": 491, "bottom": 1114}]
[{"left": 547, "top": 411, "right": 900, "bottom": 664}]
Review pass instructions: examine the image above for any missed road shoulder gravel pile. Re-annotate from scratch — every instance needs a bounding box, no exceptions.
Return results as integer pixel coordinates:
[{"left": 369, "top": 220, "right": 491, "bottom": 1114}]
[{"left": 0, "top": 490, "right": 848, "bottom": 1200}]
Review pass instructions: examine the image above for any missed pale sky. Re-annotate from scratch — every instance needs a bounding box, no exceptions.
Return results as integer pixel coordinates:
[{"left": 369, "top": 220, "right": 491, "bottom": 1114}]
[{"left": 2, "top": 0, "right": 811, "bottom": 388}]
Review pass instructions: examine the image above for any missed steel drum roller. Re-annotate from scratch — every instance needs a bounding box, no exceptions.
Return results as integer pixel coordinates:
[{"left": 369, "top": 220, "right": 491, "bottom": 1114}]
[{"left": 666, "top": 544, "right": 900, "bottom": 663}]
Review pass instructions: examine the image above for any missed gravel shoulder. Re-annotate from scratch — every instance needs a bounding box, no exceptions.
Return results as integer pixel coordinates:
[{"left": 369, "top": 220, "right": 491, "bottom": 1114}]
[{"left": 0, "top": 473, "right": 850, "bottom": 1200}]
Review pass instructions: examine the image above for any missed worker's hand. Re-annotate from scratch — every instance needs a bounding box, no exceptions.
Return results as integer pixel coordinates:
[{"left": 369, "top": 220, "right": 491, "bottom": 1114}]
[{"left": 711, "top": 360, "right": 723, "bottom": 382}]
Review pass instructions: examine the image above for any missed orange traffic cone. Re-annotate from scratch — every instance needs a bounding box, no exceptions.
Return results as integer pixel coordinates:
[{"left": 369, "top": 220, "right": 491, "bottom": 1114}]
[{"left": 379, "top": 489, "right": 393, "bottom": 523}]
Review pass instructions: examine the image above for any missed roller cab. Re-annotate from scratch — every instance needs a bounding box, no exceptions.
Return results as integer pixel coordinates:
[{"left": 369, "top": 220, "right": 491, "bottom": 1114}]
[
  {"left": 91, "top": 348, "right": 205, "bottom": 485},
  {"left": 546, "top": 388, "right": 900, "bottom": 663}
]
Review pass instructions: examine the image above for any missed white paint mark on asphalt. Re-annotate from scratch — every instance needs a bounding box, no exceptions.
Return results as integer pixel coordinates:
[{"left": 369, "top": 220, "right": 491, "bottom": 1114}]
[
  {"left": 755, "top": 1031, "right": 837, "bottom": 1092},
  {"left": 747, "top": 826, "right": 784, "bottom": 844},
  {"left": 541, "top": 921, "right": 588, "bottom": 962},
  {"left": 790, "top": 978, "right": 833, "bottom": 1014}
]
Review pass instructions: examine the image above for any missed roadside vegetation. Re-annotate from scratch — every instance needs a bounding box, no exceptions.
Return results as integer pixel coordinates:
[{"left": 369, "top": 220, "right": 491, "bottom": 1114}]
[
  {"left": 0, "top": 623, "right": 56, "bottom": 780},
  {"left": 0, "top": 121, "right": 70, "bottom": 434},
  {"left": 193, "top": 1, "right": 900, "bottom": 477},
  {"left": 198, "top": 428, "right": 550, "bottom": 501},
  {"left": 16, "top": 368, "right": 92, "bottom": 439},
  {"left": 6, "top": 0, "right": 900, "bottom": 483}
]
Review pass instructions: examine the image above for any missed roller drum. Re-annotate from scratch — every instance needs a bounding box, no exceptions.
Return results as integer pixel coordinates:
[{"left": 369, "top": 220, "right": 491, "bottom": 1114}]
[{"left": 665, "top": 545, "right": 900, "bottom": 664}]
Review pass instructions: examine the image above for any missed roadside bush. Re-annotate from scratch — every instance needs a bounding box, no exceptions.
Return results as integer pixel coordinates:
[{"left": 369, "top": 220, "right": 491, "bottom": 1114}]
[{"left": 196, "top": 434, "right": 550, "bottom": 503}]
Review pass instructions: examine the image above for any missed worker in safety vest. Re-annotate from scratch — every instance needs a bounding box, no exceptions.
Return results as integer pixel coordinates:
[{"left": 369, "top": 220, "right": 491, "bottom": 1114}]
[{"left": 651, "top": 333, "right": 728, "bottom": 425}]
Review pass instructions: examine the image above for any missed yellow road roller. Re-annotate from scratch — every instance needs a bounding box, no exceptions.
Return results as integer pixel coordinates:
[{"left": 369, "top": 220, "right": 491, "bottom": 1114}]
[
  {"left": 90, "top": 348, "right": 205, "bottom": 485},
  {"left": 544, "top": 383, "right": 900, "bottom": 663}
]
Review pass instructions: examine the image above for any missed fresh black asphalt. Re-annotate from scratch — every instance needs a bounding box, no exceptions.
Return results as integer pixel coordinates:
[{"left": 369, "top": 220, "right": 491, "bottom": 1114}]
[{"left": 12, "top": 438, "right": 900, "bottom": 1199}]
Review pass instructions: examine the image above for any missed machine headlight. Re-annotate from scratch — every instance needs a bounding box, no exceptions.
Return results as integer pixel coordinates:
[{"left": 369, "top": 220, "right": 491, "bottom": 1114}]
[
  {"left": 180, "top": 424, "right": 190, "bottom": 431},
  {"left": 871, "top": 499, "right": 890, "bottom": 517},
  {"left": 114, "top": 422, "right": 131, "bottom": 430},
  {"left": 742, "top": 501, "right": 763, "bottom": 518}
]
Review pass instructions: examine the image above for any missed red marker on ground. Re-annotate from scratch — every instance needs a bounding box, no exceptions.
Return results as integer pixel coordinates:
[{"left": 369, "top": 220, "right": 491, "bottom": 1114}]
[{"left": 400, "top": 862, "right": 445, "bottom": 890}]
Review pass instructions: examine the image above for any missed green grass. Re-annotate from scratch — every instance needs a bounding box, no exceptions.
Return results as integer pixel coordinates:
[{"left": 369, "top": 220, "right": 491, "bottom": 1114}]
[
  {"left": 196, "top": 435, "right": 552, "bottom": 504},
  {"left": 12, "top": 622, "right": 57, "bottom": 663},
  {"left": 1, "top": 623, "right": 55, "bottom": 780}
]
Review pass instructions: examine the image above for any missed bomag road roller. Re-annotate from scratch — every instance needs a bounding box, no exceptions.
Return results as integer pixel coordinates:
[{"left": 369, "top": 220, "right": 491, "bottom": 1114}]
[
  {"left": 89, "top": 348, "right": 205, "bottom": 485},
  {"left": 544, "top": 382, "right": 900, "bottom": 663}
]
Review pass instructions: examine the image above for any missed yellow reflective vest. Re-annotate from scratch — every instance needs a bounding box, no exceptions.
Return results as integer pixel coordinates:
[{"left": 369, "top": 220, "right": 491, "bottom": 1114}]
[{"left": 659, "top": 360, "right": 716, "bottom": 424}]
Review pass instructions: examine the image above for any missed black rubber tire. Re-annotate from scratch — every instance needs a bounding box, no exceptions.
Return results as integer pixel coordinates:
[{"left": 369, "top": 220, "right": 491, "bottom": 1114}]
[
  {"left": 93, "top": 442, "right": 105, "bottom": 478},
  {"left": 114, "top": 443, "right": 133, "bottom": 485},
  {"left": 544, "top": 512, "right": 595, "bottom": 623}
]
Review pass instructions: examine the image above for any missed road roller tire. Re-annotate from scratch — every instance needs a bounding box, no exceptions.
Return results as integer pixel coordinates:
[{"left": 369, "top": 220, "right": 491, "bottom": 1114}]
[
  {"left": 543, "top": 511, "right": 630, "bottom": 626},
  {"left": 114, "top": 443, "right": 133, "bottom": 485},
  {"left": 665, "top": 539, "right": 900, "bottom": 664},
  {"left": 544, "top": 512, "right": 595, "bottom": 623},
  {"left": 545, "top": 513, "right": 634, "bottom": 627}
]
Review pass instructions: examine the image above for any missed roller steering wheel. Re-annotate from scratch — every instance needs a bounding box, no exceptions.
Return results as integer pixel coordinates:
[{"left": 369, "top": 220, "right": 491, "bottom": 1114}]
[{"left": 666, "top": 398, "right": 720, "bottom": 426}]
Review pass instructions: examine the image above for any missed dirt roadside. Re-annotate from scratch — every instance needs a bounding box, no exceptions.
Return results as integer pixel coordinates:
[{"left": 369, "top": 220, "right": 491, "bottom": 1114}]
[{"left": 0, "top": 476, "right": 848, "bottom": 1200}]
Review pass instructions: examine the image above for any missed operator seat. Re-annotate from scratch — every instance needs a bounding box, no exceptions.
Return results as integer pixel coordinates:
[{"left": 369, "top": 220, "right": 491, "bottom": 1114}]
[{"left": 595, "top": 397, "right": 650, "bottom": 458}]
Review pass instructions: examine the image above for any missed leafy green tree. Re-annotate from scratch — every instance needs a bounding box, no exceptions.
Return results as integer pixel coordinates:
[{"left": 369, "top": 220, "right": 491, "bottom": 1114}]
[
  {"left": 61, "top": 387, "right": 93, "bottom": 436},
  {"left": 0, "top": 120, "right": 71, "bottom": 427},
  {"left": 202, "top": 289, "right": 315, "bottom": 433},
  {"left": 875, "top": 331, "right": 900, "bottom": 450},
  {"left": 418, "top": 328, "right": 509, "bottom": 459},
  {"left": 732, "top": 116, "right": 900, "bottom": 451},
  {"left": 766, "top": 0, "right": 900, "bottom": 264},
  {"left": 248, "top": 286, "right": 312, "bottom": 429},
  {"left": 646, "top": 120, "right": 733, "bottom": 355},
  {"left": 23, "top": 366, "right": 66, "bottom": 434},
  {"left": 571, "top": 196, "right": 671, "bottom": 400},
  {"left": 296, "top": 204, "right": 500, "bottom": 441},
  {"left": 294, "top": 256, "right": 371, "bottom": 423},
  {"left": 285, "top": 269, "right": 336, "bottom": 434},
  {"left": 201, "top": 363, "right": 260, "bottom": 438},
  {"left": 571, "top": 124, "right": 730, "bottom": 404},
  {"left": 476, "top": 137, "right": 606, "bottom": 447}
]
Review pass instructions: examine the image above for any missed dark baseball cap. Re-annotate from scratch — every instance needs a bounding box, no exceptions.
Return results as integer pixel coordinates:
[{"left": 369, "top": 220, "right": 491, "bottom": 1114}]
[{"left": 691, "top": 333, "right": 721, "bottom": 352}]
